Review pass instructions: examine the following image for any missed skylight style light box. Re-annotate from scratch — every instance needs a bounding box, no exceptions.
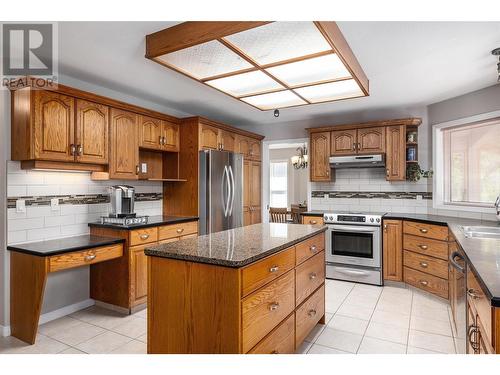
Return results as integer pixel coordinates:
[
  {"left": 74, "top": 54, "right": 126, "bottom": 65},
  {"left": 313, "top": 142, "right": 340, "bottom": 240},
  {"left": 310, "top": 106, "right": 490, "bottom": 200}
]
[{"left": 146, "top": 22, "right": 369, "bottom": 110}]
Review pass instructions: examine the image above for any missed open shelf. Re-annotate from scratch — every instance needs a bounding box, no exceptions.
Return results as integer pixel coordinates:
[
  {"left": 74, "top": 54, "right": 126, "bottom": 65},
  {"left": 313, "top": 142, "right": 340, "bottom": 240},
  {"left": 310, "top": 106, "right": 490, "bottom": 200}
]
[
  {"left": 138, "top": 150, "right": 186, "bottom": 182},
  {"left": 406, "top": 160, "right": 419, "bottom": 163}
]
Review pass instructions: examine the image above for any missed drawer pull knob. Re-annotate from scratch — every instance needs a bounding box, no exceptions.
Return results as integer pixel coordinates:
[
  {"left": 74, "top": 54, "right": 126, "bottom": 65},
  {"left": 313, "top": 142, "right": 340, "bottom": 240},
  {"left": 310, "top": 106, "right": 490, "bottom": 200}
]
[
  {"left": 420, "top": 228, "right": 429, "bottom": 233},
  {"left": 419, "top": 280, "right": 428, "bottom": 286},
  {"left": 310, "top": 245, "right": 317, "bottom": 252},
  {"left": 84, "top": 254, "right": 96, "bottom": 261},
  {"left": 418, "top": 245, "right": 428, "bottom": 250},
  {"left": 176, "top": 228, "right": 184, "bottom": 234},
  {"left": 467, "top": 288, "right": 479, "bottom": 299},
  {"left": 308, "top": 309, "right": 317, "bottom": 317},
  {"left": 309, "top": 272, "right": 317, "bottom": 280},
  {"left": 140, "top": 234, "right": 150, "bottom": 240},
  {"left": 310, "top": 220, "right": 317, "bottom": 225},
  {"left": 271, "top": 350, "right": 279, "bottom": 354},
  {"left": 269, "top": 265, "right": 279, "bottom": 273},
  {"left": 269, "top": 303, "right": 280, "bottom": 311},
  {"left": 419, "top": 262, "right": 428, "bottom": 268}
]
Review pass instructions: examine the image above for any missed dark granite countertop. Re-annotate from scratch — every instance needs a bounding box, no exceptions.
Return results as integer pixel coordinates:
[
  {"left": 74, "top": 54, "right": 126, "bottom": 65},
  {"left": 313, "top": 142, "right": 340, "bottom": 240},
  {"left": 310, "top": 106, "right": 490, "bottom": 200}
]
[
  {"left": 88, "top": 215, "right": 198, "bottom": 230},
  {"left": 7, "top": 235, "right": 125, "bottom": 257},
  {"left": 300, "top": 211, "right": 324, "bottom": 217},
  {"left": 144, "top": 223, "right": 327, "bottom": 268},
  {"left": 383, "top": 213, "right": 493, "bottom": 227}
]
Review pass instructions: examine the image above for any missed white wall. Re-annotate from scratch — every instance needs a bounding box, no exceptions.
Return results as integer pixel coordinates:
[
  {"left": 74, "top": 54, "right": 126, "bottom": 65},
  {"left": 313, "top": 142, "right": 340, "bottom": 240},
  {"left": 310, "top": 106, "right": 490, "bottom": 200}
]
[{"left": 1, "top": 88, "right": 9, "bottom": 330}]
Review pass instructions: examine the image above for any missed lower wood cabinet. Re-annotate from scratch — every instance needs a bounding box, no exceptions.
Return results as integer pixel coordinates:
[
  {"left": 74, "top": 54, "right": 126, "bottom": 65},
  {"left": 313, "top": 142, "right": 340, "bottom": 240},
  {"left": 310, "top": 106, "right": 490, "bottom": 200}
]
[
  {"left": 382, "top": 219, "right": 403, "bottom": 281},
  {"left": 130, "top": 244, "right": 148, "bottom": 305},
  {"left": 295, "top": 284, "right": 325, "bottom": 347},
  {"left": 248, "top": 314, "right": 295, "bottom": 354},
  {"left": 302, "top": 215, "right": 324, "bottom": 226},
  {"left": 243, "top": 160, "right": 261, "bottom": 226}
]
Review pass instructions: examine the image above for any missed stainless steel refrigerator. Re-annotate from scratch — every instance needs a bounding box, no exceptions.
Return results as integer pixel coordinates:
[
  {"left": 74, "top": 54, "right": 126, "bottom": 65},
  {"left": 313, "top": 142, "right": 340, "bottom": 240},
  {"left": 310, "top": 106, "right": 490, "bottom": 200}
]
[{"left": 199, "top": 150, "right": 243, "bottom": 235}]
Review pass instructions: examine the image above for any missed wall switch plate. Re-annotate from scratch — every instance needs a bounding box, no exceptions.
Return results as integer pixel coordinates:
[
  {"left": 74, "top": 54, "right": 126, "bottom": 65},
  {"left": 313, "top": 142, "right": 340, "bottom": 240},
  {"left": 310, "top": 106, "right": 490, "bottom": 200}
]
[
  {"left": 324, "top": 194, "right": 329, "bottom": 199},
  {"left": 50, "top": 198, "right": 59, "bottom": 211},
  {"left": 16, "top": 199, "right": 26, "bottom": 213},
  {"left": 416, "top": 195, "right": 423, "bottom": 200},
  {"left": 141, "top": 163, "right": 147, "bottom": 174}
]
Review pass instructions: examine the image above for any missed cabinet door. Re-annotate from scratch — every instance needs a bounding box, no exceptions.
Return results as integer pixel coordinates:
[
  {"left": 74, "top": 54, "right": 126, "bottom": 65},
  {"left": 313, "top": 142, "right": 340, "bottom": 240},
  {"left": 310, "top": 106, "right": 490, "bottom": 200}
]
[
  {"left": 162, "top": 121, "right": 179, "bottom": 152},
  {"left": 199, "top": 123, "right": 220, "bottom": 150},
  {"left": 139, "top": 115, "right": 163, "bottom": 150},
  {"left": 357, "top": 127, "right": 385, "bottom": 154},
  {"left": 331, "top": 129, "right": 356, "bottom": 155},
  {"left": 109, "top": 108, "right": 139, "bottom": 179},
  {"left": 251, "top": 207, "right": 262, "bottom": 225},
  {"left": 238, "top": 136, "right": 250, "bottom": 158},
  {"left": 249, "top": 139, "right": 261, "bottom": 161},
  {"left": 220, "top": 130, "right": 236, "bottom": 152},
  {"left": 33, "top": 91, "right": 75, "bottom": 161},
  {"left": 75, "top": 99, "right": 108, "bottom": 164},
  {"left": 386, "top": 125, "right": 406, "bottom": 181},
  {"left": 243, "top": 161, "right": 252, "bottom": 226},
  {"left": 310, "top": 132, "right": 331, "bottom": 182},
  {"left": 251, "top": 162, "right": 261, "bottom": 224},
  {"left": 383, "top": 220, "right": 403, "bottom": 281},
  {"left": 130, "top": 245, "right": 148, "bottom": 306}
]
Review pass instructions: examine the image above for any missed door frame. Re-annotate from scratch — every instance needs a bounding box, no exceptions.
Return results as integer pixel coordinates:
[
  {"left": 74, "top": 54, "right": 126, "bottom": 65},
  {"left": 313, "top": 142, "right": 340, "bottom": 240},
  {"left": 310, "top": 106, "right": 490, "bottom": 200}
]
[{"left": 262, "top": 138, "right": 310, "bottom": 223}]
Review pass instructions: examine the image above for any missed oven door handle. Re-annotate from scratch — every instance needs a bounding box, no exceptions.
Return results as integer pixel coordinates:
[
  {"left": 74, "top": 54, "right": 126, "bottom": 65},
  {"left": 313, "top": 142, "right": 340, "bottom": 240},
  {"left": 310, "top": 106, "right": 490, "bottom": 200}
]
[
  {"left": 329, "top": 224, "right": 379, "bottom": 233},
  {"left": 335, "top": 267, "right": 373, "bottom": 277}
]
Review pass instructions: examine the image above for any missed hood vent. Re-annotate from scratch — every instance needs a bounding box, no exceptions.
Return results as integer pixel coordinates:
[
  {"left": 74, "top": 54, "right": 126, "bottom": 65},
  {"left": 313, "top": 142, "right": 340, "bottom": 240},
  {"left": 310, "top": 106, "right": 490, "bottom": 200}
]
[{"left": 329, "top": 154, "right": 385, "bottom": 169}]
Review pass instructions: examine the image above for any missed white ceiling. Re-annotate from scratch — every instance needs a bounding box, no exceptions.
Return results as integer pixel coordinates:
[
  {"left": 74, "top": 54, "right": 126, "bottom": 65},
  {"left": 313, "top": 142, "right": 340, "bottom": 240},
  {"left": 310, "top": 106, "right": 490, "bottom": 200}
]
[{"left": 57, "top": 21, "right": 500, "bottom": 128}]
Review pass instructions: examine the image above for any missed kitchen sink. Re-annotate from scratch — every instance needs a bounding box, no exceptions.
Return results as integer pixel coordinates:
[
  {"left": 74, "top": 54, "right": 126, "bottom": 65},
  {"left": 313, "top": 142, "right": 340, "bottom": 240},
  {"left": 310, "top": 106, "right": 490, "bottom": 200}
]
[{"left": 461, "top": 226, "right": 500, "bottom": 239}]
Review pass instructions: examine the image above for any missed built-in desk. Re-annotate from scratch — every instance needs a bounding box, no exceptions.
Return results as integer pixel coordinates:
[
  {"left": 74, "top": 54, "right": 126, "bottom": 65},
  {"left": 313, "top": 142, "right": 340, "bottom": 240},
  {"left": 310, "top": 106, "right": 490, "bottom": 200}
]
[{"left": 7, "top": 235, "right": 125, "bottom": 344}]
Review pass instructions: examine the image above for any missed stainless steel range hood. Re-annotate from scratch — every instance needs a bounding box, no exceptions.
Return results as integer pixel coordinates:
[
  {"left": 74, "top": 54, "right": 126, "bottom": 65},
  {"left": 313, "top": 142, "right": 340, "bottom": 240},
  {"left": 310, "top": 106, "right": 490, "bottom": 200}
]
[{"left": 329, "top": 154, "right": 385, "bottom": 169}]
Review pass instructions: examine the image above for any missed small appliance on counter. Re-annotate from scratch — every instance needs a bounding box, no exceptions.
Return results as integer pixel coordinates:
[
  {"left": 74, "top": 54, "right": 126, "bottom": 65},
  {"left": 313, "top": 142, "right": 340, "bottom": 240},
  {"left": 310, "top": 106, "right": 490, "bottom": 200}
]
[{"left": 100, "top": 185, "right": 149, "bottom": 226}]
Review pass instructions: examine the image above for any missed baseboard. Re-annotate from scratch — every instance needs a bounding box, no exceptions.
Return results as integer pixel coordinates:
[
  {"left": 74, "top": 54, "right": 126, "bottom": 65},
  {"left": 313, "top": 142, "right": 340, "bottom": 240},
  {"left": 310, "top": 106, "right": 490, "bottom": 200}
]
[{"left": 0, "top": 298, "right": 95, "bottom": 337}]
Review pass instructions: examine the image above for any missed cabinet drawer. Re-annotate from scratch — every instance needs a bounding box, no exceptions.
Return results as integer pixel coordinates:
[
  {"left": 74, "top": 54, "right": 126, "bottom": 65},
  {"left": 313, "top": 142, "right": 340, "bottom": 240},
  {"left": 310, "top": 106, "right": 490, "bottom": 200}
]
[
  {"left": 248, "top": 314, "right": 295, "bottom": 354},
  {"left": 130, "top": 227, "right": 158, "bottom": 246},
  {"left": 302, "top": 216, "right": 324, "bottom": 226},
  {"left": 295, "top": 251, "right": 325, "bottom": 305},
  {"left": 296, "top": 232, "right": 325, "bottom": 265},
  {"left": 403, "top": 250, "right": 449, "bottom": 280},
  {"left": 403, "top": 234, "right": 448, "bottom": 260},
  {"left": 158, "top": 221, "right": 198, "bottom": 240},
  {"left": 241, "top": 246, "right": 295, "bottom": 297},
  {"left": 404, "top": 267, "right": 448, "bottom": 299},
  {"left": 242, "top": 271, "right": 295, "bottom": 353},
  {"left": 403, "top": 221, "right": 449, "bottom": 241},
  {"left": 467, "top": 269, "right": 492, "bottom": 345},
  {"left": 49, "top": 244, "right": 123, "bottom": 272},
  {"left": 295, "top": 284, "right": 325, "bottom": 347}
]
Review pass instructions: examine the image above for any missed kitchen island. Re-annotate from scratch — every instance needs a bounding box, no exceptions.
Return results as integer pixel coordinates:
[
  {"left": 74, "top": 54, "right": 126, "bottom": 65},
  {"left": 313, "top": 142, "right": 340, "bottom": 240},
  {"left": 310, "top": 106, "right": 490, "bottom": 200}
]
[{"left": 144, "top": 223, "right": 327, "bottom": 354}]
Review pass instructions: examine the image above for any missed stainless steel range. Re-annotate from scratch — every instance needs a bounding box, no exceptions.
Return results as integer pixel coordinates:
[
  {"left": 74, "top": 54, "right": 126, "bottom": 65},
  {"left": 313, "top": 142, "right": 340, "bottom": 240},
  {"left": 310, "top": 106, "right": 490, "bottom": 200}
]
[{"left": 323, "top": 212, "right": 384, "bottom": 286}]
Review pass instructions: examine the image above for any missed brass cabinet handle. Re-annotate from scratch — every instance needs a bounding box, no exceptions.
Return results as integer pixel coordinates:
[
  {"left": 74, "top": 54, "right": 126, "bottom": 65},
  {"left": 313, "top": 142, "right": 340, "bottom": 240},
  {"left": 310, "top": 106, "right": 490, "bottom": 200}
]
[
  {"left": 326, "top": 170, "right": 329, "bottom": 176},
  {"left": 386, "top": 168, "right": 390, "bottom": 177},
  {"left": 310, "top": 220, "right": 317, "bottom": 225},
  {"left": 308, "top": 309, "right": 317, "bottom": 317},
  {"left": 309, "top": 272, "right": 317, "bottom": 280},
  {"left": 70, "top": 144, "right": 76, "bottom": 156},
  {"left": 140, "top": 234, "right": 150, "bottom": 240},
  {"left": 84, "top": 254, "right": 96, "bottom": 261},
  {"left": 269, "top": 302, "right": 280, "bottom": 311},
  {"left": 467, "top": 288, "right": 479, "bottom": 299},
  {"left": 310, "top": 245, "right": 317, "bottom": 252},
  {"left": 269, "top": 265, "right": 279, "bottom": 273},
  {"left": 77, "top": 144, "right": 83, "bottom": 155},
  {"left": 419, "top": 262, "right": 428, "bottom": 268},
  {"left": 420, "top": 228, "right": 429, "bottom": 233},
  {"left": 352, "top": 144, "right": 356, "bottom": 151},
  {"left": 357, "top": 142, "right": 361, "bottom": 150},
  {"left": 418, "top": 244, "right": 428, "bottom": 250},
  {"left": 176, "top": 228, "right": 184, "bottom": 234},
  {"left": 136, "top": 165, "right": 139, "bottom": 174},
  {"left": 159, "top": 135, "right": 163, "bottom": 145},
  {"left": 419, "top": 280, "right": 428, "bottom": 286},
  {"left": 383, "top": 224, "right": 388, "bottom": 231}
]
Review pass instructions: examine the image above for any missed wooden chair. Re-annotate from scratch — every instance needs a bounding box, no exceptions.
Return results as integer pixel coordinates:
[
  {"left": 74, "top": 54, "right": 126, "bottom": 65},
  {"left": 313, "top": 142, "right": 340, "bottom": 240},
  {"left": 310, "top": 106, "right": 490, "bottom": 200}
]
[
  {"left": 290, "top": 204, "right": 307, "bottom": 224},
  {"left": 269, "top": 207, "right": 289, "bottom": 223}
]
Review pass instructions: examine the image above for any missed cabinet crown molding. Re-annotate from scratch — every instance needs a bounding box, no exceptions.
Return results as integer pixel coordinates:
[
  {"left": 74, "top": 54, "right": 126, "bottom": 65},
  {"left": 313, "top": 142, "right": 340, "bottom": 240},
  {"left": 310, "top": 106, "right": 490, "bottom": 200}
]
[{"left": 307, "top": 118, "right": 422, "bottom": 133}]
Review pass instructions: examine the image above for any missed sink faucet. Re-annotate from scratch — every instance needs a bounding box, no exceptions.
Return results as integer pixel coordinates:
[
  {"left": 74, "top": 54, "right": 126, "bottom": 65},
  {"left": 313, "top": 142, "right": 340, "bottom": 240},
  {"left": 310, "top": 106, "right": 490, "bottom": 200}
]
[{"left": 495, "top": 195, "right": 500, "bottom": 220}]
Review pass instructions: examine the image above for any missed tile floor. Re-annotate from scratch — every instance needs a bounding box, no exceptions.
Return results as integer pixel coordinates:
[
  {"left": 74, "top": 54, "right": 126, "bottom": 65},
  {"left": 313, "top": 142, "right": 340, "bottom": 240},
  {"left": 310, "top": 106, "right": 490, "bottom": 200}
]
[{"left": 0, "top": 279, "right": 456, "bottom": 354}]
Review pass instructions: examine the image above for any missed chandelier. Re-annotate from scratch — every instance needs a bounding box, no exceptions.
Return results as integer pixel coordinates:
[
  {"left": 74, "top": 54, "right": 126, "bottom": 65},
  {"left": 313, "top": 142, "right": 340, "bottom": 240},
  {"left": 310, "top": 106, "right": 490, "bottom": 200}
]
[{"left": 291, "top": 144, "right": 308, "bottom": 169}]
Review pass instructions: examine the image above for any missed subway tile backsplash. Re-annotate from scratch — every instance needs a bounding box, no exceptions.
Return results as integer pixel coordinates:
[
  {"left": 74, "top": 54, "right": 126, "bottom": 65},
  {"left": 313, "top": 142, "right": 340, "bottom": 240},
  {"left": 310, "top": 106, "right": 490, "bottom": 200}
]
[{"left": 7, "top": 161, "right": 163, "bottom": 244}]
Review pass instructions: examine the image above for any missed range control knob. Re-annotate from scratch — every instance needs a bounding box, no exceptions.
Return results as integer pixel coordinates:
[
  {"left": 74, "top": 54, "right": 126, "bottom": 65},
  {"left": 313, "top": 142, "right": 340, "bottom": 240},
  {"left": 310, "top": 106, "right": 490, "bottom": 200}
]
[
  {"left": 376, "top": 218, "right": 380, "bottom": 222},
  {"left": 370, "top": 218, "right": 374, "bottom": 222}
]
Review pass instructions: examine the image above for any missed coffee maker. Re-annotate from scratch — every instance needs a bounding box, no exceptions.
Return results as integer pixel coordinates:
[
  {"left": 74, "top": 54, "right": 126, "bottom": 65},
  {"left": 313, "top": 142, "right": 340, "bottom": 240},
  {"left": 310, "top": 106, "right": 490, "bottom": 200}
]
[{"left": 109, "top": 185, "right": 136, "bottom": 218}]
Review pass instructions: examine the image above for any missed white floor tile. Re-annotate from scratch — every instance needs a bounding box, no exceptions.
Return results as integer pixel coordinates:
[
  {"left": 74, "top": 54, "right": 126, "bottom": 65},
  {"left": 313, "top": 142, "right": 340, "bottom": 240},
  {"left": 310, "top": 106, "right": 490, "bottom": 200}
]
[
  {"left": 110, "top": 317, "right": 147, "bottom": 339},
  {"left": 295, "top": 340, "right": 313, "bottom": 354},
  {"left": 371, "top": 309, "right": 410, "bottom": 329},
  {"left": 365, "top": 321, "right": 409, "bottom": 345},
  {"left": 71, "top": 306, "right": 136, "bottom": 330},
  {"left": 133, "top": 308, "right": 147, "bottom": 319},
  {"left": 304, "top": 323, "right": 327, "bottom": 343},
  {"left": 327, "top": 314, "right": 369, "bottom": 335},
  {"left": 411, "top": 303, "right": 451, "bottom": 322},
  {"left": 110, "top": 339, "right": 147, "bottom": 354},
  {"left": 38, "top": 316, "right": 82, "bottom": 337},
  {"left": 358, "top": 337, "right": 407, "bottom": 354},
  {"left": 307, "top": 344, "right": 350, "bottom": 354},
  {"left": 336, "top": 303, "right": 375, "bottom": 321},
  {"left": 76, "top": 331, "right": 132, "bottom": 354},
  {"left": 410, "top": 316, "right": 452, "bottom": 337},
  {"left": 59, "top": 347, "right": 87, "bottom": 354},
  {"left": 48, "top": 321, "right": 105, "bottom": 346},
  {"left": 407, "top": 346, "right": 442, "bottom": 354},
  {"left": 408, "top": 330, "right": 455, "bottom": 354},
  {"left": 375, "top": 298, "right": 412, "bottom": 315},
  {"left": 0, "top": 334, "right": 69, "bottom": 354},
  {"left": 137, "top": 334, "right": 147, "bottom": 343},
  {"left": 315, "top": 327, "right": 363, "bottom": 353}
]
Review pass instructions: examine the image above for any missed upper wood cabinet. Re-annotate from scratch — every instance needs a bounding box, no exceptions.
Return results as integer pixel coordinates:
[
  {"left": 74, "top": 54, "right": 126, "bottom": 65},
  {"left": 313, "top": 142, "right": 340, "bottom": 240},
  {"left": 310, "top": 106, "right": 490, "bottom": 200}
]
[
  {"left": 76, "top": 99, "right": 108, "bottom": 164},
  {"left": 109, "top": 108, "right": 139, "bottom": 180},
  {"left": 310, "top": 132, "right": 331, "bottom": 182},
  {"left": 199, "top": 123, "right": 220, "bottom": 150},
  {"left": 386, "top": 125, "right": 406, "bottom": 181},
  {"left": 139, "top": 115, "right": 163, "bottom": 151},
  {"left": 357, "top": 127, "right": 385, "bottom": 154},
  {"left": 249, "top": 139, "right": 261, "bottom": 161},
  {"left": 220, "top": 130, "right": 236, "bottom": 152},
  {"left": 383, "top": 219, "right": 403, "bottom": 281},
  {"left": 162, "top": 121, "right": 180, "bottom": 152},
  {"left": 238, "top": 136, "right": 261, "bottom": 161},
  {"left": 331, "top": 129, "right": 356, "bottom": 155},
  {"left": 33, "top": 91, "right": 75, "bottom": 162}
]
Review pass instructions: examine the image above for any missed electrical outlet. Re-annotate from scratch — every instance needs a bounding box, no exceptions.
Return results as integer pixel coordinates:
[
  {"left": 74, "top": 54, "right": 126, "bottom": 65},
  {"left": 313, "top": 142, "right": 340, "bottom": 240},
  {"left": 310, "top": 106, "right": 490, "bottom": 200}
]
[
  {"left": 141, "top": 163, "right": 148, "bottom": 174},
  {"left": 51, "top": 198, "right": 59, "bottom": 211},
  {"left": 16, "top": 199, "right": 26, "bottom": 213},
  {"left": 416, "top": 195, "right": 423, "bottom": 200}
]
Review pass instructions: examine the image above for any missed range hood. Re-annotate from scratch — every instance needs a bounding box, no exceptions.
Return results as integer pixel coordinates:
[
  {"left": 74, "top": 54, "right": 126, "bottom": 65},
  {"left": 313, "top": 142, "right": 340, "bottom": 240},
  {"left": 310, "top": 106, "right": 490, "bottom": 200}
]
[{"left": 329, "top": 154, "right": 385, "bottom": 169}]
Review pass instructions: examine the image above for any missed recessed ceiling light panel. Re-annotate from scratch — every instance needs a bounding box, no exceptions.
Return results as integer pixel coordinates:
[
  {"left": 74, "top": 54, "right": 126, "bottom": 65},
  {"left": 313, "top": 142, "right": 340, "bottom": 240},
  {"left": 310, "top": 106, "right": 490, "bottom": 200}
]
[
  {"left": 224, "top": 22, "right": 332, "bottom": 65},
  {"left": 205, "top": 70, "right": 284, "bottom": 97},
  {"left": 241, "top": 90, "right": 306, "bottom": 110},
  {"left": 294, "top": 79, "right": 364, "bottom": 103},
  {"left": 156, "top": 40, "right": 252, "bottom": 80},
  {"left": 265, "top": 54, "right": 351, "bottom": 87}
]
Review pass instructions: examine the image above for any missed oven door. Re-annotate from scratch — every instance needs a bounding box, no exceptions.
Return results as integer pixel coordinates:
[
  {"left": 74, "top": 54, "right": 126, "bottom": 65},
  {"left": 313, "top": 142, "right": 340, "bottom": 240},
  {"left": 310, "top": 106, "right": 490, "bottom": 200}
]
[{"left": 326, "top": 224, "right": 381, "bottom": 268}]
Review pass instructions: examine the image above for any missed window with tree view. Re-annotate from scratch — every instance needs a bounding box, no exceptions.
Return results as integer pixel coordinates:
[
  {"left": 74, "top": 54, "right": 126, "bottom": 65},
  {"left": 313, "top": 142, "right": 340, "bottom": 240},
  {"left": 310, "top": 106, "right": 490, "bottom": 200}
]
[
  {"left": 270, "top": 161, "right": 288, "bottom": 208},
  {"left": 443, "top": 118, "right": 500, "bottom": 206}
]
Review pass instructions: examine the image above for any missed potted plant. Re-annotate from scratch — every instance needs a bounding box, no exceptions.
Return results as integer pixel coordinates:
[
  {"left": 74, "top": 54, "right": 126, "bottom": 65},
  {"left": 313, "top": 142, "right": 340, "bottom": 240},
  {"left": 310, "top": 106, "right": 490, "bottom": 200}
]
[{"left": 406, "top": 163, "right": 433, "bottom": 182}]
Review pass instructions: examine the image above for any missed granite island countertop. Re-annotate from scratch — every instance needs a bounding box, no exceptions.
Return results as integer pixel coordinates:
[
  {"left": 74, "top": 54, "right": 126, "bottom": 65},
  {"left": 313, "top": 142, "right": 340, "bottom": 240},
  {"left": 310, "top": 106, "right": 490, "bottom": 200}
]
[
  {"left": 144, "top": 223, "right": 327, "bottom": 267},
  {"left": 88, "top": 215, "right": 198, "bottom": 230}
]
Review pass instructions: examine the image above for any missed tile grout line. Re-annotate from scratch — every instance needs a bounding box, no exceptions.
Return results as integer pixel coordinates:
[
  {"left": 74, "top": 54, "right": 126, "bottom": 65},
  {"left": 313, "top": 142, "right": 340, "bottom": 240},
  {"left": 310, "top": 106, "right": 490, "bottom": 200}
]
[
  {"left": 356, "top": 286, "right": 383, "bottom": 354},
  {"left": 405, "top": 288, "right": 414, "bottom": 353}
]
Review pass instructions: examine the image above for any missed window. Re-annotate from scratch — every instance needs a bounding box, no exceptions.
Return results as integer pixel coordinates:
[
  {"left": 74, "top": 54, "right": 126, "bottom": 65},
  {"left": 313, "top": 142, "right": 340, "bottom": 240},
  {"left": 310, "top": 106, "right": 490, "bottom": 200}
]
[
  {"left": 442, "top": 117, "right": 500, "bottom": 207},
  {"left": 270, "top": 161, "right": 288, "bottom": 208}
]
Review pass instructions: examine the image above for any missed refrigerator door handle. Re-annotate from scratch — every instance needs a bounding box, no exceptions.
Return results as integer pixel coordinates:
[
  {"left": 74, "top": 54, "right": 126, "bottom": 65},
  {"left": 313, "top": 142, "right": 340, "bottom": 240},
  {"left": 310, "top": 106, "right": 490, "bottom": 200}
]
[
  {"left": 221, "top": 166, "right": 228, "bottom": 217},
  {"left": 226, "top": 164, "right": 232, "bottom": 218},
  {"left": 228, "top": 165, "right": 235, "bottom": 216}
]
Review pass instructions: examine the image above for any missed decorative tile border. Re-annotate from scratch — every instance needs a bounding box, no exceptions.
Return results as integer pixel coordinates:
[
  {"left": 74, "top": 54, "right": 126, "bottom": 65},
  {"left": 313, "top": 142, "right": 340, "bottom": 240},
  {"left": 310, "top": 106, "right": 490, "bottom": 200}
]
[
  {"left": 311, "top": 191, "right": 432, "bottom": 200},
  {"left": 7, "top": 192, "right": 163, "bottom": 209}
]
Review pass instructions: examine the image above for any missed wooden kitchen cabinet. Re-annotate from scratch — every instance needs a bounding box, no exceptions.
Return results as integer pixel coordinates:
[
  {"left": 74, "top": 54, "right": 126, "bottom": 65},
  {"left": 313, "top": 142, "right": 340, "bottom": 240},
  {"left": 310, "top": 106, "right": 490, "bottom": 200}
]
[
  {"left": 357, "top": 127, "right": 385, "bottom": 154},
  {"left": 75, "top": 99, "right": 109, "bottom": 165},
  {"left": 331, "top": 129, "right": 356, "bottom": 155},
  {"left": 243, "top": 161, "right": 261, "bottom": 225},
  {"left": 162, "top": 120, "right": 180, "bottom": 152},
  {"left": 238, "top": 136, "right": 261, "bottom": 161},
  {"left": 220, "top": 130, "right": 236, "bottom": 152},
  {"left": 199, "top": 123, "right": 220, "bottom": 150},
  {"left": 139, "top": 115, "right": 163, "bottom": 151},
  {"left": 109, "top": 108, "right": 139, "bottom": 180},
  {"left": 310, "top": 131, "right": 331, "bottom": 182},
  {"left": 382, "top": 219, "right": 403, "bottom": 281},
  {"left": 385, "top": 125, "right": 406, "bottom": 181},
  {"left": 130, "top": 244, "right": 148, "bottom": 305}
]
